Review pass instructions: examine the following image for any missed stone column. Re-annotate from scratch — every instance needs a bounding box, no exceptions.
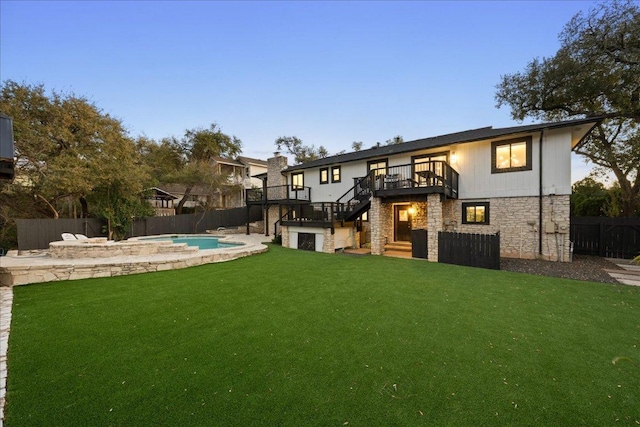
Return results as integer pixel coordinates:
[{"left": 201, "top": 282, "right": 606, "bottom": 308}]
[
  {"left": 427, "top": 194, "right": 443, "bottom": 262},
  {"left": 322, "top": 228, "right": 334, "bottom": 253},
  {"left": 370, "top": 198, "right": 384, "bottom": 255}
]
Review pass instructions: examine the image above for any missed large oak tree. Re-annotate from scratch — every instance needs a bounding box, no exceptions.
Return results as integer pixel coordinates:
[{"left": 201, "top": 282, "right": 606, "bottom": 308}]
[
  {"left": 495, "top": 0, "right": 640, "bottom": 216},
  {"left": 0, "top": 80, "right": 153, "bottom": 240}
]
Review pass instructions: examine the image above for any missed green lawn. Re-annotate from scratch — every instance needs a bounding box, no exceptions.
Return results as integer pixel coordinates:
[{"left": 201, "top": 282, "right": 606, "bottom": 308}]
[{"left": 5, "top": 245, "right": 640, "bottom": 426}]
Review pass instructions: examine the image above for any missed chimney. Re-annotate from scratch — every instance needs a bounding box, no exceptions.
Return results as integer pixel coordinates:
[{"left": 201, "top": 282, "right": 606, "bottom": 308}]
[{"left": 267, "top": 153, "right": 287, "bottom": 187}]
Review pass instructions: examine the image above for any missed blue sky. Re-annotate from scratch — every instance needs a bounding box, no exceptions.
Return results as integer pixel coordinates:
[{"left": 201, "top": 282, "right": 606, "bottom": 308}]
[{"left": 1, "top": 0, "right": 599, "bottom": 181}]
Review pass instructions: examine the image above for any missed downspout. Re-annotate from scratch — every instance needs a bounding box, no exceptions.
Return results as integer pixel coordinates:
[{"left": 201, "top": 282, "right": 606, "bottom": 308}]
[{"left": 538, "top": 129, "right": 545, "bottom": 257}]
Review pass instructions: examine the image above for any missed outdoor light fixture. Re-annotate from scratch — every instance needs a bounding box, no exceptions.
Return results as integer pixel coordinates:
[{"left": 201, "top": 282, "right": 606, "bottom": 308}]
[
  {"left": 450, "top": 151, "right": 458, "bottom": 164},
  {"left": 408, "top": 206, "right": 417, "bottom": 216}
]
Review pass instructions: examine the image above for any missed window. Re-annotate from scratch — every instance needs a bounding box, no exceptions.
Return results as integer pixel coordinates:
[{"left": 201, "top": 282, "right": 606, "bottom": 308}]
[
  {"left": 462, "top": 202, "right": 490, "bottom": 225},
  {"left": 331, "top": 166, "right": 341, "bottom": 183},
  {"left": 292, "top": 172, "right": 304, "bottom": 189},
  {"left": 320, "top": 168, "right": 329, "bottom": 184},
  {"left": 491, "top": 137, "right": 532, "bottom": 173},
  {"left": 367, "top": 159, "right": 388, "bottom": 176},
  {"left": 412, "top": 152, "right": 448, "bottom": 183}
]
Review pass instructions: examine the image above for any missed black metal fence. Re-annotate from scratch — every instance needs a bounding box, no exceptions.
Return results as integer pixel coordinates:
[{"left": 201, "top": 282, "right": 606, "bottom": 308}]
[
  {"left": 16, "top": 206, "right": 263, "bottom": 250},
  {"left": 438, "top": 231, "right": 500, "bottom": 270},
  {"left": 571, "top": 217, "right": 640, "bottom": 259}
]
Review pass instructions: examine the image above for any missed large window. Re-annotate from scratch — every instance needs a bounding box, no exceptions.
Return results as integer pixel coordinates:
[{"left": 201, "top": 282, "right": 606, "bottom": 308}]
[
  {"left": 292, "top": 172, "right": 304, "bottom": 189},
  {"left": 320, "top": 168, "right": 329, "bottom": 184},
  {"left": 462, "top": 202, "right": 490, "bottom": 225},
  {"left": 491, "top": 136, "right": 532, "bottom": 173},
  {"left": 331, "top": 166, "right": 341, "bottom": 183},
  {"left": 412, "top": 152, "right": 448, "bottom": 184},
  {"left": 367, "top": 159, "right": 388, "bottom": 176}
]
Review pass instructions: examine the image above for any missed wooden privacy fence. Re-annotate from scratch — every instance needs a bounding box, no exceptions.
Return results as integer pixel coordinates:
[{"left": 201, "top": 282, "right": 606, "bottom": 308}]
[
  {"left": 16, "top": 206, "right": 263, "bottom": 250},
  {"left": 571, "top": 217, "right": 640, "bottom": 259},
  {"left": 438, "top": 231, "right": 500, "bottom": 270}
]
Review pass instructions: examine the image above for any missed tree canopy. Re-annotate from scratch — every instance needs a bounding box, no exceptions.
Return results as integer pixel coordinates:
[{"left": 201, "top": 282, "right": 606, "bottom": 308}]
[
  {"left": 495, "top": 0, "right": 640, "bottom": 216},
  {"left": 0, "top": 80, "right": 153, "bottom": 240},
  {"left": 151, "top": 124, "right": 244, "bottom": 214},
  {"left": 275, "top": 136, "right": 328, "bottom": 164}
]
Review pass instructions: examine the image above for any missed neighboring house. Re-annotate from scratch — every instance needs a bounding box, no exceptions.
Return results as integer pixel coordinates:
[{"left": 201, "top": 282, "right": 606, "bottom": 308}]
[
  {"left": 238, "top": 156, "right": 268, "bottom": 189},
  {"left": 146, "top": 187, "right": 179, "bottom": 216},
  {"left": 149, "top": 156, "right": 268, "bottom": 215},
  {"left": 247, "top": 117, "right": 601, "bottom": 262}
]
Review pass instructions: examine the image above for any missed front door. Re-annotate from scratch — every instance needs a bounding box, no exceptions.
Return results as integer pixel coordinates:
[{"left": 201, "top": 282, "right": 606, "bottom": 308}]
[{"left": 394, "top": 205, "right": 412, "bottom": 242}]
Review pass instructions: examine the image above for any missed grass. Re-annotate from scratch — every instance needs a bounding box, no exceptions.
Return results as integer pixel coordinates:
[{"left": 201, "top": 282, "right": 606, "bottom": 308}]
[{"left": 5, "top": 245, "right": 640, "bottom": 426}]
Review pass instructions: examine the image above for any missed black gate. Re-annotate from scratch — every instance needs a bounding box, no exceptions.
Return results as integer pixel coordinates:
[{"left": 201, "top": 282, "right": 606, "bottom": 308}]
[
  {"left": 571, "top": 217, "right": 640, "bottom": 259},
  {"left": 298, "top": 233, "right": 316, "bottom": 251},
  {"left": 438, "top": 231, "right": 500, "bottom": 270}
]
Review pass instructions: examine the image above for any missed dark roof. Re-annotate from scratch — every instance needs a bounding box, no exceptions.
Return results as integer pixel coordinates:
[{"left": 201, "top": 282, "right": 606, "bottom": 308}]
[{"left": 284, "top": 117, "right": 602, "bottom": 171}]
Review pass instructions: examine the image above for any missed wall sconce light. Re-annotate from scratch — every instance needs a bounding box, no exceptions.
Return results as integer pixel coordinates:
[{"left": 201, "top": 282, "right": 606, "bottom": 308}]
[
  {"left": 408, "top": 205, "right": 417, "bottom": 216},
  {"left": 450, "top": 151, "right": 457, "bottom": 164}
]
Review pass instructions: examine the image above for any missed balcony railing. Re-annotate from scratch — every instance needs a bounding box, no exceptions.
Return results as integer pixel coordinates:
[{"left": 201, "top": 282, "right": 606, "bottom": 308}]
[
  {"left": 279, "top": 202, "right": 338, "bottom": 229},
  {"left": 370, "top": 161, "right": 458, "bottom": 199},
  {"left": 246, "top": 185, "right": 311, "bottom": 204}
]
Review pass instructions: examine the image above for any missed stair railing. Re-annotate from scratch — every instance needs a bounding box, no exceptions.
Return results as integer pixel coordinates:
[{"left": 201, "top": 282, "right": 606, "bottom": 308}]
[{"left": 335, "top": 171, "right": 374, "bottom": 221}]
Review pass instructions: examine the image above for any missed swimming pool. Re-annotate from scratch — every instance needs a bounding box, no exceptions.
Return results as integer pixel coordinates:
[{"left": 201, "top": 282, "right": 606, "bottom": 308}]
[{"left": 138, "top": 235, "right": 244, "bottom": 250}]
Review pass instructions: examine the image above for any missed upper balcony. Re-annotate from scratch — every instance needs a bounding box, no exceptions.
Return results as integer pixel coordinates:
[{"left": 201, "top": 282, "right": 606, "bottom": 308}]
[
  {"left": 246, "top": 185, "right": 311, "bottom": 205},
  {"left": 363, "top": 161, "right": 459, "bottom": 199}
]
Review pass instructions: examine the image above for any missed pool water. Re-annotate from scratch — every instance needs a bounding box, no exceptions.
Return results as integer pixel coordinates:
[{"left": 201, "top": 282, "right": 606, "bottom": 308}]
[{"left": 140, "top": 235, "right": 243, "bottom": 250}]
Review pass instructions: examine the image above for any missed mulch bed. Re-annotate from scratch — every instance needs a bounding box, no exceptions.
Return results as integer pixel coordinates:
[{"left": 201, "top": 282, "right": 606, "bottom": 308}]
[{"left": 500, "top": 254, "right": 621, "bottom": 284}]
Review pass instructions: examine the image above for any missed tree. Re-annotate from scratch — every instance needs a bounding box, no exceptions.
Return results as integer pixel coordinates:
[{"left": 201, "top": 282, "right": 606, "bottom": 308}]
[
  {"left": 571, "top": 177, "right": 610, "bottom": 216},
  {"left": 275, "top": 136, "right": 328, "bottom": 164},
  {"left": 351, "top": 141, "right": 363, "bottom": 152},
  {"left": 495, "top": 0, "right": 640, "bottom": 216},
  {"left": 0, "top": 80, "right": 153, "bottom": 242},
  {"left": 168, "top": 124, "right": 243, "bottom": 215},
  {"left": 385, "top": 135, "right": 404, "bottom": 145}
]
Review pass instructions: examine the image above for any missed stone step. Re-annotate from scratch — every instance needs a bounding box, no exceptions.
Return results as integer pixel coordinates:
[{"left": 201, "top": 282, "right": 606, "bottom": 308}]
[
  {"left": 605, "top": 268, "right": 640, "bottom": 277},
  {"left": 384, "top": 242, "right": 412, "bottom": 252}
]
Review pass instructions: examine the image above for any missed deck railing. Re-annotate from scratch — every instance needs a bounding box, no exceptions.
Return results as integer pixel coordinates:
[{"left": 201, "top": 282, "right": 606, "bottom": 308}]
[
  {"left": 370, "top": 161, "right": 459, "bottom": 198},
  {"left": 246, "top": 185, "right": 311, "bottom": 204}
]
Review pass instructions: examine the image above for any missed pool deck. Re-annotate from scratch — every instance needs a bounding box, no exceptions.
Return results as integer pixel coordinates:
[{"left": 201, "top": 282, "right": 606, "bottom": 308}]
[{"left": 0, "top": 233, "right": 271, "bottom": 287}]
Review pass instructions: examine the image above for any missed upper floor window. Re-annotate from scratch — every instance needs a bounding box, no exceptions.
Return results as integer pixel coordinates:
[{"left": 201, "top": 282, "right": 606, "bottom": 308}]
[
  {"left": 331, "top": 166, "right": 341, "bottom": 183},
  {"left": 320, "top": 168, "right": 329, "bottom": 184},
  {"left": 491, "top": 136, "right": 532, "bottom": 173},
  {"left": 292, "top": 172, "right": 304, "bottom": 189},
  {"left": 462, "top": 202, "right": 490, "bottom": 225},
  {"left": 367, "top": 159, "right": 388, "bottom": 176}
]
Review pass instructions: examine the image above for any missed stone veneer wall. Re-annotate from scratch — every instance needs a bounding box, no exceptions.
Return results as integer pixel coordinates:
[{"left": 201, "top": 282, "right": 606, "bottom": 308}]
[
  {"left": 322, "top": 228, "right": 334, "bottom": 253},
  {"left": 267, "top": 205, "right": 282, "bottom": 236},
  {"left": 281, "top": 225, "right": 290, "bottom": 248},
  {"left": 370, "top": 198, "right": 394, "bottom": 255},
  {"left": 426, "top": 194, "right": 444, "bottom": 262},
  {"left": 411, "top": 202, "right": 428, "bottom": 230},
  {"left": 442, "top": 195, "right": 571, "bottom": 262}
]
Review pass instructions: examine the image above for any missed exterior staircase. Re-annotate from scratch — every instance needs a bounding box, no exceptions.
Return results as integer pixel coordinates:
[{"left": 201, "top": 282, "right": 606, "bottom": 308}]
[
  {"left": 384, "top": 241, "right": 412, "bottom": 258},
  {"left": 336, "top": 172, "right": 374, "bottom": 222}
]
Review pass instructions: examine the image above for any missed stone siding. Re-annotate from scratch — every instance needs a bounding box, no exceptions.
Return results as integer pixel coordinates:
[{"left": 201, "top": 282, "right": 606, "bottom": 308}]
[
  {"left": 426, "top": 194, "right": 444, "bottom": 262},
  {"left": 442, "top": 195, "right": 571, "bottom": 261},
  {"left": 370, "top": 198, "right": 394, "bottom": 255},
  {"left": 322, "top": 228, "right": 334, "bottom": 253},
  {"left": 281, "top": 225, "right": 290, "bottom": 248}
]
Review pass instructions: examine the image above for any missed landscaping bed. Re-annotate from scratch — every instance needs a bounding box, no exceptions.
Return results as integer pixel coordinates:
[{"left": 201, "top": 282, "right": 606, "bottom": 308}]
[{"left": 501, "top": 254, "right": 620, "bottom": 284}]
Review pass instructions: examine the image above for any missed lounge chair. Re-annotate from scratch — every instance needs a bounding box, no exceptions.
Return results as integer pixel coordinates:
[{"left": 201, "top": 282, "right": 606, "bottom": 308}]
[
  {"left": 61, "top": 233, "right": 77, "bottom": 241},
  {"left": 75, "top": 234, "right": 89, "bottom": 239}
]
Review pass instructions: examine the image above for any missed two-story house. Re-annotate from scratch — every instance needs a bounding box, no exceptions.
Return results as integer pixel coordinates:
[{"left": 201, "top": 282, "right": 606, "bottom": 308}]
[{"left": 247, "top": 117, "right": 601, "bottom": 262}]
